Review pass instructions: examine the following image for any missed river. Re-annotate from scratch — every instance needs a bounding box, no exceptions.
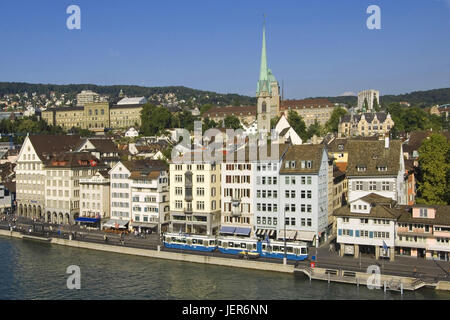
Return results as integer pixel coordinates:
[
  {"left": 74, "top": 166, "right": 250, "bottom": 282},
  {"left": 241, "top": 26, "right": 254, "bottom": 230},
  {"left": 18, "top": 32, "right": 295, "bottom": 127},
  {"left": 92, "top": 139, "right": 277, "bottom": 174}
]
[{"left": 1, "top": 237, "right": 449, "bottom": 300}]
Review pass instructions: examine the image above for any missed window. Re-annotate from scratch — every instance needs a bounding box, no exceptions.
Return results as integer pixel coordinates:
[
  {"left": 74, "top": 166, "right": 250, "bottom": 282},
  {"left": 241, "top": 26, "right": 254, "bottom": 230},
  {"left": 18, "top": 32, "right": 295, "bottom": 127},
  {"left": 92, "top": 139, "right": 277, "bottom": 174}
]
[
  {"left": 196, "top": 201, "right": 205, "bottom": 210},
  {"left": 369, "top": 181, "right": 377, "bottom": 191},
  {"left": 382, "top": 182, "right": 390, "bottom": 191},
  {"left": 419, "top": 208, "right": 428, "bottom": 217},
  {"left": 356, "top": 181, "right": 363, "bottom": 191},
  {"left": 196, "top": 187, "right": 205, "bottom": 196}
]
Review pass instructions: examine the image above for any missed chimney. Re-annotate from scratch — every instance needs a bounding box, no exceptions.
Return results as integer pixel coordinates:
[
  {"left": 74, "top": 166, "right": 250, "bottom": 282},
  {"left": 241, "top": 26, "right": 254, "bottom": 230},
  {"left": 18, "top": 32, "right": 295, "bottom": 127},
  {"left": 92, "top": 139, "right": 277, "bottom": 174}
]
[{"left": 384, "top": 135, "right": 389, "bottom": 149}]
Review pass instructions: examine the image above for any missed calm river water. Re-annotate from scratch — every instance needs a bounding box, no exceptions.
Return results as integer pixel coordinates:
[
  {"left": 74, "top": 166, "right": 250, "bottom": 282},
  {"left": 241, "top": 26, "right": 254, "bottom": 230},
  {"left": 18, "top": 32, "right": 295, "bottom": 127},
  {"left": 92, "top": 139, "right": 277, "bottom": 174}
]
[{"left": 1, "top": 237, "right": 449, "bottom": 300}]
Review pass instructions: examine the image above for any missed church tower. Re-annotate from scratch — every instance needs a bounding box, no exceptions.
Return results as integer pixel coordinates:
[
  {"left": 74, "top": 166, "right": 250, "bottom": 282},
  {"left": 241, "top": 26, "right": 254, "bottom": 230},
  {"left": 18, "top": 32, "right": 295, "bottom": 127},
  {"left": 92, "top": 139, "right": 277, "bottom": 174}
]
[{"left": 256, "top": 19, "right": 280, "bottom": 133}]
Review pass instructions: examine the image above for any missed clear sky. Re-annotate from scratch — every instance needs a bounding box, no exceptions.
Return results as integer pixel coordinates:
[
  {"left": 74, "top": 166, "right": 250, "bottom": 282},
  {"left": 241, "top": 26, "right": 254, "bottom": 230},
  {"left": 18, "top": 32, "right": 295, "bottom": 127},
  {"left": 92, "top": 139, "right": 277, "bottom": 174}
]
[{"left": 0, "top": 0, "right": 449, "bottom": 99}]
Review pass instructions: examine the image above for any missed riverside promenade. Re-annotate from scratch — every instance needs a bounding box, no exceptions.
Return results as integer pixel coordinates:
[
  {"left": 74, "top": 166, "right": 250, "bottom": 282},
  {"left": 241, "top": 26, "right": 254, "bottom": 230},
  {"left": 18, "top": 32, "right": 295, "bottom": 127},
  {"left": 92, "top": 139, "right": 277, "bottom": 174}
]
[{"left": 1, "top": 214, "right": 450, "bottom": 291}]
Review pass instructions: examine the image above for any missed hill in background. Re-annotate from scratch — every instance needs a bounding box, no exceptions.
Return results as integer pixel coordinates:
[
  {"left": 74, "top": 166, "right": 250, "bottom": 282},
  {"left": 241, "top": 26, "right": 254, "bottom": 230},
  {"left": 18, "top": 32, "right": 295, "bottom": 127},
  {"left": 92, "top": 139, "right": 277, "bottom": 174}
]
[
  {"left": 1, "top": 82, "right": 449, "bottom": 110},
  {"left": 312, "top": 88, "right": 450, "bottom": 108}
]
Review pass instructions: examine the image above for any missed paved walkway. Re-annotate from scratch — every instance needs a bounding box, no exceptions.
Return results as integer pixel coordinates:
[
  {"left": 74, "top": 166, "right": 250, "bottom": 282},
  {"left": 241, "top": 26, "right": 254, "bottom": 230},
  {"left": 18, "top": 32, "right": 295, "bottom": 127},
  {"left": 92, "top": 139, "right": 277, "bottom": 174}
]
[
  {"left": 2, "top": 213, "right": 450, "bottom": 281},
  {"left": 309, "top": 243, "right": 450, "bottom": 282}
]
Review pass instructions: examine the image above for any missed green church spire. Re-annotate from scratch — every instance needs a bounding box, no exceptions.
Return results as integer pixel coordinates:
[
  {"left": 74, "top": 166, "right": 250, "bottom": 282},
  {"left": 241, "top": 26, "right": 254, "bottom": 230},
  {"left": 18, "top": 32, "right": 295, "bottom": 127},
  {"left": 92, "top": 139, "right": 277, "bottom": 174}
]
[
  {"left": 257, "top": 15, "right": 271, "bottom": 95},
  {"left": 259, "top": 16, "right": 268, "bottom": 82}
]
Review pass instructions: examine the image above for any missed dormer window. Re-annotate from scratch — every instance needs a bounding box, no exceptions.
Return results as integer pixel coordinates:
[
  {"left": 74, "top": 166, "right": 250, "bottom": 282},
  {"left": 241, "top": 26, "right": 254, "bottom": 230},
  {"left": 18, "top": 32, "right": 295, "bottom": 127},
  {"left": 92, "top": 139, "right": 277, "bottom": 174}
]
[
  {"left": 291, "top": 161, "right": 296, "bottom": 168},
  {"left": 306, "top": 161, "right": 312, "bottom": 168},
  {"left": 301, "top": 161, "right": 306, "bottom": 168},
  {"left": 357, "top": 166, "right": 366, "bottom": 172},
  {"left": 378, "top": 166, "right": 387, "bottom": 171},
  {"left": 419, "top": 208, "right": 428, "bottom": 218}
]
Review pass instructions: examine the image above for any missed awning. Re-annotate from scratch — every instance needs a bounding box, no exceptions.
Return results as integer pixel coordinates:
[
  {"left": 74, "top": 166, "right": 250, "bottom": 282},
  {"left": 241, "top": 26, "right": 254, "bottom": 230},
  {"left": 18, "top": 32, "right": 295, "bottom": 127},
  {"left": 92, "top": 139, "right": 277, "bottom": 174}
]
[
  {"left": 103, "top": 219, "right": 129, "bottom": 229},
  {"left": 75, "top": 217, "right": 100, "bottom": 223},
  {"left": 277, "top": 230, "right": 297, "bottom": 240},
  {"left": 297, "top": 231, "right": 316, "bottom": 242},
  {"left": 257, "top": 229, "right": 269, "bottom": 236},
  {"left": 234, "top": 227, "right": 251, "bottom": 236},
  {"left": 130, "top": 222, "right": 157, "bottom": 228},
  {"left": 269, "top": 229, "right": 275, "bottom": 237},
  {"left": 219, "top": 226, "right": 236, "bottom": 235}
]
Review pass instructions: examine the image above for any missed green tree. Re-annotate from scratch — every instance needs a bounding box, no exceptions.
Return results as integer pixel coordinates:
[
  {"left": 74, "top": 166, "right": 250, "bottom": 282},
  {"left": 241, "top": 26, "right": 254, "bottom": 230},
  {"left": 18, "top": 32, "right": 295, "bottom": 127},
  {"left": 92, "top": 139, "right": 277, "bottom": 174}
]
[
  {"left": 373, "top": 97, "right": 380, "bottom": 112},
  {"left": 362, "top": 98, "right": 369, "bottom": 112},
  {"left": 68, "top": 127, "right": 95, "bottom": 137},
  {"left": 416, "top": 133, "right": 450, "bottom": 205},
  {"left": 270, "top": 115, "right": 280, "bottom": 129},
  {"left": 223, "top": 115, "right": 242, "bottom": 130},
  {"left": 306, "top": 119, "right": 323, "bottom": 139},
  {"left": 200, "top": 104, "right": 213, "bottom": 115},
  {"left": 202, "top": 117, "right": 219, "bottom": 134},
  {"left": 140, "top": 103, "right": 174, "bottom": 136},
  {"left": 325, "top": 107, "right": 347, "bottom": 133},
  {"left": 174, "top": 110, "right": 195, "bottom": 132},
  {"left": 287, "top": 110, "right": 307, "bottom": 141}
]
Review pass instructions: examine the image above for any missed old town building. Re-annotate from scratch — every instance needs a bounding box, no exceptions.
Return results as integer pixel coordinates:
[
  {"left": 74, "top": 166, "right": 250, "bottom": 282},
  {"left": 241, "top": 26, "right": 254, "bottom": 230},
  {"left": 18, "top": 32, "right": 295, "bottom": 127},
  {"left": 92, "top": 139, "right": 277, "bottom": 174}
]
[
  {"left": 15, "top": 135, "right": 82, "bottom": 220},
  {"left": 338, "top": 112, "right": 394, "bottom": 138},
  {"left": 169, "top": 152, "right": 221, "bottom": 235},
  {"left": 41, "top": 102, "right": 143, "bottom": 132},
  {"left": 44, "top": 152, "right": 106, "bottom": 224}
]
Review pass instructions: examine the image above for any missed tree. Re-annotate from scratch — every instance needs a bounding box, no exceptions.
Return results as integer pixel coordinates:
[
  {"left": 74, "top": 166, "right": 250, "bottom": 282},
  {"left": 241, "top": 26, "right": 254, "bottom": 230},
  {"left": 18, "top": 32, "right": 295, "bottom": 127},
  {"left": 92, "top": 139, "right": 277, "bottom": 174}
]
[
  {"left": 223, "top": 115, "right": 242, "bottom": 130},
  {"left": 362, "top": 98, "right": 369, "bottom": 112},
  {"left": 202, "top": 117, "right": 218, "bottom": 133},
  {"left": 174, "top": 110, "right": 195, "bottom": 132},
  {"left": 200, "top": 104, "right": 213, "bottom": 115},
  {"left": 270, "top": 115, "right": 280, "bottom": 129},
  {"left": 325, "top": 107, "right": 347, "bottom": 133},
  {"left": 287, "top": 110, "right": 307, "bottom": 141},
  {"left": 306, "top": 119, "right": 323, "bottom": 139},
  {"left": 373, "top": 97, "right": 380, "bottom": 112},
  {"left": 140, "top": 103, "right": 174, "bottom": 136},
  {"left": 416, "top": 133, "right": 450, "bottom": 205},
  {"left": 68, "top": 127, "right": 95, "bottom": 137}
]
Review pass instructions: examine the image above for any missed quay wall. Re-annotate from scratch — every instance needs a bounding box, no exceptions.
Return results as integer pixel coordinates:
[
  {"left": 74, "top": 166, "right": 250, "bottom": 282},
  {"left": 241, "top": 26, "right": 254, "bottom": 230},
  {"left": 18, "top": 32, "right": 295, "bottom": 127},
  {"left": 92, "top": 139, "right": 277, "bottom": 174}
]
[
  {"left": 0, "top": 229, "right": 292, "bottom": 274},
  {"left": 2, "top": 229, "right": 449, "bottom": 291}
]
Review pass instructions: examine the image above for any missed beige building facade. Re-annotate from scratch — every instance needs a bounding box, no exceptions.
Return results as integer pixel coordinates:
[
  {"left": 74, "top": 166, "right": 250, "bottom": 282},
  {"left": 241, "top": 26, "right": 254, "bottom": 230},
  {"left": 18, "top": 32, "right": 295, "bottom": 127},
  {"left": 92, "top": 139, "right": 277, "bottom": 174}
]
[
  {"left": 338, "top": 112, "right": 394, "bottom": 138},
  {"left": 42, "top": 102, "right": 143, "bottom": 131},
  {"left": 169, "top": 156, "right": 221, "bottom": 235}
]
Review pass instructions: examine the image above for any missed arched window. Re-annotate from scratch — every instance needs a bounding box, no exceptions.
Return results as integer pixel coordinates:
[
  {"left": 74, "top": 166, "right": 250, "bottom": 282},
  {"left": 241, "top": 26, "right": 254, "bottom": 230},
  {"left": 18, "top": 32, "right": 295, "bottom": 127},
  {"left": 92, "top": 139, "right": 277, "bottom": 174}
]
[{"left": 262, "top": 102, "right": 267, "bottom": 113}]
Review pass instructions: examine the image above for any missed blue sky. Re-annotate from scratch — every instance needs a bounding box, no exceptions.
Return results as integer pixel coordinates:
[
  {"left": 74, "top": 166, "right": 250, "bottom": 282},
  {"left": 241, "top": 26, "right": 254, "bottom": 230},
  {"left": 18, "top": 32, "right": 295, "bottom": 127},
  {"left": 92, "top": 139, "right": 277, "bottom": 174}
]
[{"left": 0, "top": 0, "right": 449, "bottom": 99}]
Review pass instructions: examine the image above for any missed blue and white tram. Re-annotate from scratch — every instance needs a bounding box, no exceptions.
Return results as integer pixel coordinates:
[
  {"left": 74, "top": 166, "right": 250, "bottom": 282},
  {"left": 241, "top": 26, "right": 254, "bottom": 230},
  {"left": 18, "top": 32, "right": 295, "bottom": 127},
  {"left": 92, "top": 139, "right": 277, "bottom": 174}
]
[
  {"left": 217, "top": 237, "right": 258, "bottom": 255},
  {"left": 163, "top": 233, "right": 217, "bottom": 252},
  {"left": 259, "top": 240, "right": 308, "bottom": 261}
]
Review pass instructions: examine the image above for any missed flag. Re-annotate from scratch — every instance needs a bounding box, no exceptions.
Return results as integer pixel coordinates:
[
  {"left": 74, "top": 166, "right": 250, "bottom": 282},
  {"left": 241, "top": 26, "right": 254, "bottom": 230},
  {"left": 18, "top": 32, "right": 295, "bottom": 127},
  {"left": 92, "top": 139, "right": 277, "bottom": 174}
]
[{"left": 383, "top": 240, "right": 388, "bottom": 252}]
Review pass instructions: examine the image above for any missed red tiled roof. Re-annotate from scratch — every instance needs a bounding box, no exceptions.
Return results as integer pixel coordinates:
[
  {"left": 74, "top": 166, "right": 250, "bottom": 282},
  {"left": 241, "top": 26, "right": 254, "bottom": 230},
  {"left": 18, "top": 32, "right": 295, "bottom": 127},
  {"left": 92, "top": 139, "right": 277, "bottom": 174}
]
[{"left": 280, "top": 99, "right": 334, "bottom": 111}]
